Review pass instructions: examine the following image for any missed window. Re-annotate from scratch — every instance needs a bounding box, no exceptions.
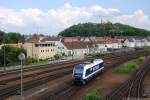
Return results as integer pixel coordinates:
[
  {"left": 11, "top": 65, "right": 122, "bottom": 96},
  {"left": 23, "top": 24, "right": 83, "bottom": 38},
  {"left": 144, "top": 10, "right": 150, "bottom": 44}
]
[
  {"left": 74, "top": 64, "right": 84, "bottom": 74},
  {"left": 86, "top": 69, "right": 91, "bottom": 76},
  {"left": 35, "top": 44, "right": 39, "bottom": 47},
  {"left": 99, "top": 62, "right": 104, "bottom": 68},
  {"left": 93, "top": 65, "right": 99, "bottom": 72}
]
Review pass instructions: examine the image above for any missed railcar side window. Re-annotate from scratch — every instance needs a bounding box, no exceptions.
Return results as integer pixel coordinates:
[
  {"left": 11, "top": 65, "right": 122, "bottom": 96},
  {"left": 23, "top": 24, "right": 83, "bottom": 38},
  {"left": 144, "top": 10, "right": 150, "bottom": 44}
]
[
  {"left": 86, "top": 69, "right": 91, "bottom": 76},
  {"left": 99, "top": 62, "right": 104, "bottom": 67},
  {"left": 93, "top": 65, "right": 99, "bottom": 71}
]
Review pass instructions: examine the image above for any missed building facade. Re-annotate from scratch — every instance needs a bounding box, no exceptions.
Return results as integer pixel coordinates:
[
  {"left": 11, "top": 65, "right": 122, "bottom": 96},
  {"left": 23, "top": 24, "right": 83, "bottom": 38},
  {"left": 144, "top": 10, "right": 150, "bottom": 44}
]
[{"left": 24, "top": 42, "right": 56, "bottom": 60}]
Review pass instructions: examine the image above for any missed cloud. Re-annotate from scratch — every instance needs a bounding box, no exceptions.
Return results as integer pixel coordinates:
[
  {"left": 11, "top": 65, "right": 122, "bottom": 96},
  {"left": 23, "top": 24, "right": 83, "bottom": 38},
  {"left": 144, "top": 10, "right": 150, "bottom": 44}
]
[
  {"left": 0, "top": 8, "right": 25, "bottom": 27},
  {"left": 0, "top": 3, "right": 149, "bottom": 35},
  {"left": 89, "top": 5, "right": 120, "bottom": 14},
  {"left": 113, "top": 10, "right": 150, "bottom": 30}
]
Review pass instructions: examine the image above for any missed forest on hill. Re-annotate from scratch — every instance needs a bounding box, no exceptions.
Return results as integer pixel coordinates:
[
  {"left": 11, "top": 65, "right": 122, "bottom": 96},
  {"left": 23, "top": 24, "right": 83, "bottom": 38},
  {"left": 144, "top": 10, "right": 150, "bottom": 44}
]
[{"left": 59, "top": 22, "right": 150, "bottom": 37}]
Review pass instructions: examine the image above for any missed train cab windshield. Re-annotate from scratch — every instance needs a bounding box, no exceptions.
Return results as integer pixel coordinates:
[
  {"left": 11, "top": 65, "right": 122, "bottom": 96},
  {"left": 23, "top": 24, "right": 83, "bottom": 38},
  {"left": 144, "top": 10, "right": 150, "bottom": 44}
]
[{"left": 74, "top": 64, "right": 84, "bottom": 74}]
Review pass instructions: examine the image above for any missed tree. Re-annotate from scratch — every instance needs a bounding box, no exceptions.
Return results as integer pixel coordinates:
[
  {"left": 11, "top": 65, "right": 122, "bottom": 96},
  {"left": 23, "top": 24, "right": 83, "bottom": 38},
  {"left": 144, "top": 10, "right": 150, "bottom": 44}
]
[
  {"left": 0, "top": 30, "right": 5, "bottom": 44},
  {"left": 0, "top": 31, "right": 23, "bottom": 44},
  {"left": 5, "top": 32, "right": 22, "bottom": 43},
  {"left": 0, "top": 45, "right": 26, "bottom": 66}
]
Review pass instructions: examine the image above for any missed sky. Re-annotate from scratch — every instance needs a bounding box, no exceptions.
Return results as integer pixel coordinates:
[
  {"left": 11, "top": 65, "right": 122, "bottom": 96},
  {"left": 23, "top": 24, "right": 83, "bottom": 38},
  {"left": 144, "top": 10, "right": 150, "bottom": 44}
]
[{"left": 0, "top": 0, "right": 150, "bottom": 35}]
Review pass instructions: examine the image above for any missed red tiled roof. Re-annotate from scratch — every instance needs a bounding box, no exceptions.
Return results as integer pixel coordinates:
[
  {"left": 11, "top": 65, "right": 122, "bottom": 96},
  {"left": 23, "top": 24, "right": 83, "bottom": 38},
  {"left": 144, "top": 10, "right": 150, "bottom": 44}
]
[
  {"left": 63, "top": 41, "right": 86, "bottom": 49},
  {"left": 26, "top": 36, "right": 46, "bottom": 43}
]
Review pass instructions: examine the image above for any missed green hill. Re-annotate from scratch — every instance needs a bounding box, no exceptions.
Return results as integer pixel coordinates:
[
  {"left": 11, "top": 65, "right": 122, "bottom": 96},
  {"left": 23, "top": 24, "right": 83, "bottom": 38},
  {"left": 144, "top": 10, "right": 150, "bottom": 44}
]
[{"left": 59, "top": 22, "right": 150, "bottom": 37}]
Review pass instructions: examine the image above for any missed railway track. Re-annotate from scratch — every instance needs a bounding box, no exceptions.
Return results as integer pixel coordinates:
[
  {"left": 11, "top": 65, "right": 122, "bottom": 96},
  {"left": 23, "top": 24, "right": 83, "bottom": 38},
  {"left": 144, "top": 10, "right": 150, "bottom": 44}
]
[
  {"left": 40, "top": 84, "right": 80, "bottom": 100},
  {"left": 0, "top": 61, "right": 85, "bottom": 99},
  {"left": 0, "top": 49, "right": 145, "bottom": 78},
  {"left": 26, "top": 50, "right": 150, "bottom": 100},
  {"left": 0, "top": 50, "right": 139, "bottom": 85},
  {"left": 0, "top": 60, "right": 85, "bottom": 77},
  {"left": 1, "top": 50, "right": 150, "bottom": 99},
  {"left": 106, "top": 56, "right": 150, "bottom": 100}
]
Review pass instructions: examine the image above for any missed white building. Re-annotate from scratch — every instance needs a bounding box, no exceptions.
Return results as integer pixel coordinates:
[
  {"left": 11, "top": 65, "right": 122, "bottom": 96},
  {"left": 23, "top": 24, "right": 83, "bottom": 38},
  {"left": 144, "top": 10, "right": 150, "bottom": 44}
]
[
  {"left": 112, "top": 40, "right": 123, "bottom": 49},
  {"left": 62, "top": 41, "right": 88, "bottom": 57},
  {"left": 95, "top": 42, "right": 107, "bottom": 53},
  {"left": 106, "top": 43, "right": 112, "bottom": 48},
  {"left": 124, "top": 38, "right": 146, "bottom": 48},
  {"left": 124, "top": 38, "right": 135, "bottom": 48},
  {"left": 81, "top": 37, "right": 107, "bottom": 54},
  {"left": 41, "top": 37, "right": 68, "bottom": 55},
  {"left": 143, "top": 38, "right": 150, "bottom": 46}
]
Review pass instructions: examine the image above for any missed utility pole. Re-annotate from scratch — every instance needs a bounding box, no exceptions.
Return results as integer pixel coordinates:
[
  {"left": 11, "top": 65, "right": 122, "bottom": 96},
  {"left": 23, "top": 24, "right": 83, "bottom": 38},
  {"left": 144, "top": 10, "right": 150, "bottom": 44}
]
[{"left": 72, "top": 37, "right": 74, "bottom": 60}]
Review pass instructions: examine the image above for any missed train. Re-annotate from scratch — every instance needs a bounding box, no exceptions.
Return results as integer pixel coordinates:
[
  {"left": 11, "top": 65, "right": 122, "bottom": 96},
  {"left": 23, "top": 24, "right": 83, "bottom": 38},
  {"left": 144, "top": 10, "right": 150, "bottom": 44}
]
[{"left": 72, "top": 59, "right": 104, "bottom": 84}]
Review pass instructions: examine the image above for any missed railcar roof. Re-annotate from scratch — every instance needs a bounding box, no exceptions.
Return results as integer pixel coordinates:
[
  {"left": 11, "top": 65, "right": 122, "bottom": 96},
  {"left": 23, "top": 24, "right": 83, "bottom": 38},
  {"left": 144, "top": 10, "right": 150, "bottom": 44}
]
[{"left": 75, "top": 59, "right": 103, "bottom": 67}]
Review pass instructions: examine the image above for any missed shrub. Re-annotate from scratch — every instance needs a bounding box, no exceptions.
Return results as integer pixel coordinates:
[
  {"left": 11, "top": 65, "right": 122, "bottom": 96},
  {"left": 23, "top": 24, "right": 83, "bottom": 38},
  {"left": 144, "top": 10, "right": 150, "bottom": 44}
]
[
  {"left": 115, "top": 57, "right": 145, "bottom": 74},
  {"left": 25, "top": 58, "right": 38, "bottom": 65},
  {"left": 84, "top": 86, "right": 104, "bottom": 100},
  {"left": 84, "top": 90, "right": 103, "bottom": 100},
  {"left": 116, "top": 62, "right": 137, "bottom": 74}
]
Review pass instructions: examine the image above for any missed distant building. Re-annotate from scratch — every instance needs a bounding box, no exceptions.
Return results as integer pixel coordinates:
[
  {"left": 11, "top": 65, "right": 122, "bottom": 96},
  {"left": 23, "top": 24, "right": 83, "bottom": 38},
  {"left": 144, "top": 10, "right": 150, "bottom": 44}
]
[
  {"left": 81, "top": 37, "right": 107, "bottom": 54},
  {"left": 124, "top": 38, "right": 135, "bottom": 48},
  {"left": 23, "top": 35, "right": 150, "bottom": 60},
  {"left": 144, "top": 38, "right": 150, "bottom": 46},
  {"left": 41, "top": 37, "right": 68, "bottom": 54},
  {"left": 24, "top": 36, "right": 58, "bottom": 60},
  {"left": 24, "top": 42, "right": 56, "bottom": 60},
  {"left": 112, "top": 39, "right": 122, "bottom": 49},
  {"left": 62, "top": 41, "right": 88, "bottom": 58},
  {"left": 124, "top": 37, "right": 146, "bottom": 48}
]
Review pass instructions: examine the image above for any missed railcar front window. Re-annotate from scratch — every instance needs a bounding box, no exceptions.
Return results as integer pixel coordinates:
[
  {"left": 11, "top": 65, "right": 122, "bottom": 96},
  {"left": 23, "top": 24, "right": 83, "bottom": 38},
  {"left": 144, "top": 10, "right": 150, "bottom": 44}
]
[{"left": 74, "top": 65, "right": 84, "bottom": 73}]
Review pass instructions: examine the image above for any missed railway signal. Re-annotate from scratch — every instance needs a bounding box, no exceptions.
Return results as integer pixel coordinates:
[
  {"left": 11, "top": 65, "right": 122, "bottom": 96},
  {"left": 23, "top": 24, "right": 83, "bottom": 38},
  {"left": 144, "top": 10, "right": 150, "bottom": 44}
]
[{"left": 18, "top": 53, "right": 26, "bottom": 100}]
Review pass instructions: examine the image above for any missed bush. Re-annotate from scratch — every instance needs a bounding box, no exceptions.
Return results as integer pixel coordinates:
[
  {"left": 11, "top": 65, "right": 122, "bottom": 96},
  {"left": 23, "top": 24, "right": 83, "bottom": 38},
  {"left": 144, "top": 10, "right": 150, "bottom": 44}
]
[
  {"left": 25, "top": 58, "right": 38, "bottom": 65},
  {"left": 115, "top": 57, "right": 145, "bottom": 74},
  {"left": 84, "top": 86, "right": 104, "bottom": 100},
  {"left": 133, "top": 57, "right": 145, "bottom": 65},
  {"left": 49, "top": 57, "right": 55, "bottom": 61},
  {"left": 54, "top": 52, "right": 65, "bottom": 60},
  {"left": 84, "top": 90, "right": 103, "bottom": 100},
  {"left": 116, "top": 62, "right": 137, "bottom": 74}
]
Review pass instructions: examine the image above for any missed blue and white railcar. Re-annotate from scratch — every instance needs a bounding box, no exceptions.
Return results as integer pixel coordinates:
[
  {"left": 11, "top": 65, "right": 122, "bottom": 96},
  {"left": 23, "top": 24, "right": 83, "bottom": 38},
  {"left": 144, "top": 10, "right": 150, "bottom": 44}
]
[{"left": 72, "top": 59, "right": 104, "bottom": 84}]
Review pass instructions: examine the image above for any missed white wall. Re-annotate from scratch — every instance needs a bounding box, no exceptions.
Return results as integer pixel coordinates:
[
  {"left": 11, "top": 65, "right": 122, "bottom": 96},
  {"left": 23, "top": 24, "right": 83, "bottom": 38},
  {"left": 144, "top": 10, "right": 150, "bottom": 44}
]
[
  {"left": 106, "top": 44, "right": 112, "bottom": 48},
  {"left": 124, "top": 39, "right": 135, "bottom": 48},
  {"left": 96, "top": 44, "right": 107, "bottom": 53},
  {"left": 67, "top": 48, "right": 87, "bottom": 57}
]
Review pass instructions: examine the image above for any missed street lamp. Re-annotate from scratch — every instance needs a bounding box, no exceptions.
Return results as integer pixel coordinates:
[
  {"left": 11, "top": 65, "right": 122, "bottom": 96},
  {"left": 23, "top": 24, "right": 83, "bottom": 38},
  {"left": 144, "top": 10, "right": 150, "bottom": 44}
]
[{"left": 18, "top": 53, "right": 26, "bottom": 100}]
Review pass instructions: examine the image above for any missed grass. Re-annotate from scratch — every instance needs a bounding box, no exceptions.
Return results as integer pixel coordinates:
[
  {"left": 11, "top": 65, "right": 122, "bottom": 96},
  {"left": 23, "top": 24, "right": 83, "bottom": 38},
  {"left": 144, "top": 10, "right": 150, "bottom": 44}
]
[
  {"left": 30, "top": 60, "right": 49, "bottom": 65},
  {"left": 84, "top": 85, "right": 105, "bottom": 100},
  {"left": 114, "top": 57, "right": 145, "bottom": 74},
  {"left": 144, "top": 46, "right": 150, "bottom": 51}
]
